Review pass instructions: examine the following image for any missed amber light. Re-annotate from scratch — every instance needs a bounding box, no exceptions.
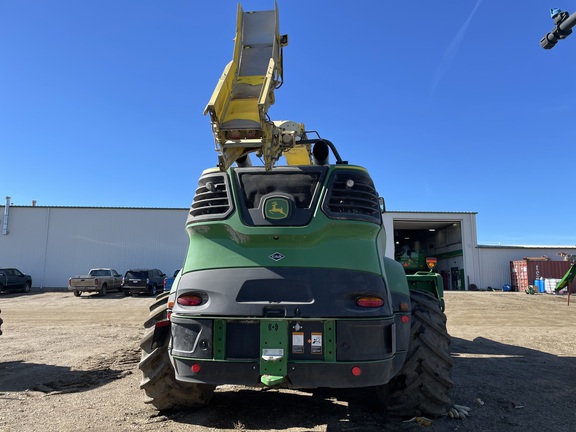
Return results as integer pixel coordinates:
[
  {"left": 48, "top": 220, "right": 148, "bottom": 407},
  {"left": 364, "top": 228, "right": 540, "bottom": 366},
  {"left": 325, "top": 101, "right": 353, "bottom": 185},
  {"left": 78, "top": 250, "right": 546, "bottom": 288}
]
[
  {"left": 356, "top": 296, "right": 384, "bottom": 308},
  {"left": 177, "top": 293, "right": 203, "bottom": 306}
]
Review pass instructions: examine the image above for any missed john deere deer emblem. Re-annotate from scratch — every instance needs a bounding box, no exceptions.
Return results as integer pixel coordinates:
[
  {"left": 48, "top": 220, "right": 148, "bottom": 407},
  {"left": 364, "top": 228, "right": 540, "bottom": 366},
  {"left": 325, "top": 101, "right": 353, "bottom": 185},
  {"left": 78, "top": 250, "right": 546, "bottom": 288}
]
[{"left": 264, "top": 197, "right": 290, "bottom": 220}]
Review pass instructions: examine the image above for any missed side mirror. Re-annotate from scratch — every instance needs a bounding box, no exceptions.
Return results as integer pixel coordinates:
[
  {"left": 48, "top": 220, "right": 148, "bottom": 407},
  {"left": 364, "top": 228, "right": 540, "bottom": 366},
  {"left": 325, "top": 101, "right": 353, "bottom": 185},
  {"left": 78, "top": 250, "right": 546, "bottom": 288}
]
[{"left": 378, "top": 197, "right": 386, "bottom": 213}]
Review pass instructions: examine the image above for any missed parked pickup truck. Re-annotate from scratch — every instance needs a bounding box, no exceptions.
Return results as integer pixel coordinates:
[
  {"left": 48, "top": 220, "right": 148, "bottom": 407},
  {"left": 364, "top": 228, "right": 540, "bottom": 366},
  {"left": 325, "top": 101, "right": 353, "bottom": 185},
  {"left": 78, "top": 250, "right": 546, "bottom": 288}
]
[
  {"left": 0, "top": 268, "right": 32, "bottom": 293},
  {"left": 68, "top": 268, "right": 123, "bottom": 297},
  {"left": 163, "top": 269, "right": 180, "bottom": 292}
]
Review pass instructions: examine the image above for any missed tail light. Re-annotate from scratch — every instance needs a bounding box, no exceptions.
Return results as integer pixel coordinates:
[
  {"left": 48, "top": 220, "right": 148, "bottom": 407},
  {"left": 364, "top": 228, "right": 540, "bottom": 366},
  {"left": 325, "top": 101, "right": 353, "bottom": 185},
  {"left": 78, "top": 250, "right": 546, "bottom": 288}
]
[
  {"left": 356, "top": 296, "right": 384, "bottom": 308},
  {"left": 163, "top": 279, "right": 167, "bottom": 288},
  {"left": 146, "top": 278, "right": 150, "bottom": 284},
  {"left": 68, "top": 278, "right": 71, "bottom": 287},
  {"left": 177, "top": 293, "right": 204, "bottom": 306},
  {"left": 94, "top": 278, "right": 99, "bottom": 286}
]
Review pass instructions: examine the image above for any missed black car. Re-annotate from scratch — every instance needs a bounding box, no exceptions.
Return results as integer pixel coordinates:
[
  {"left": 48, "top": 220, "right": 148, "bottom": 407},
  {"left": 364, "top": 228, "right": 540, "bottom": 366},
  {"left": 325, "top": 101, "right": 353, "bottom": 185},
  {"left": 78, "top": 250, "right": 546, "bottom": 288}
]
[
  {"left": 121, "top": 269, "right": 165, "bottom": 296},
  {"left": 0, "top": 268, "right": 32, "bottom": 293}
]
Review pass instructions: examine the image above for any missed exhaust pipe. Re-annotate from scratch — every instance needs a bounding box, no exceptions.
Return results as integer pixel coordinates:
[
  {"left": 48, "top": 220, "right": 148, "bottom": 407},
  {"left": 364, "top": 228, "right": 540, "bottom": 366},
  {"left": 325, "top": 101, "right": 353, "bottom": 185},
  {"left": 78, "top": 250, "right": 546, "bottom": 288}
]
[
  {"left": 2, "top": 197, "right": 10, "bottom": 235},
  {"left": 312, "top": 141, "right": 330, "bottom": 166},
  {"left": 236, "top": 154, "right": 252, "bottom": 167}
]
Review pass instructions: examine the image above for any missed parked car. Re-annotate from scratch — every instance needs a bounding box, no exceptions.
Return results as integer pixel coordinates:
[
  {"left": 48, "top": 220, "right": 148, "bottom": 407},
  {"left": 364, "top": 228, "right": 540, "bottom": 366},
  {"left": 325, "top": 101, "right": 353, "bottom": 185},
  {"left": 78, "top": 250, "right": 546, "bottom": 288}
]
[
  {"left": 68, "top": 268, "right": 123, "bottom": 297},
  {"left": 163, "top": 269, "right": 180, "bottom": 292},
  {"left": 121, "top": 269, "right": 165, "bottom": 296},
  {"left": 0, "top": 268, "right": 32, "bottom": 293}
]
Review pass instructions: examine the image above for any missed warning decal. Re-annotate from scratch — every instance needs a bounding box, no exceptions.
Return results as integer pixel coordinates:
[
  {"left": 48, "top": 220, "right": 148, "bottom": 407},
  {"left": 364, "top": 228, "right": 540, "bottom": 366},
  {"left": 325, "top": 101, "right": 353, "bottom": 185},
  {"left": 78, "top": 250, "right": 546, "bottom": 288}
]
[{"left": 311, "top": 332, "right": 322, "bottom": 354}]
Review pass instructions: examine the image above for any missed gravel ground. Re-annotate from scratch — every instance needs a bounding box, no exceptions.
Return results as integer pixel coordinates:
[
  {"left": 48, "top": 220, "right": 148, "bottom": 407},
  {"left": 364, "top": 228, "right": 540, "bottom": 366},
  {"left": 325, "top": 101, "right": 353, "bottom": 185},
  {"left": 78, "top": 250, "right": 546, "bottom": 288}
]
[{"left": 1, "top": 290, "right": 575, "bottom": 432}]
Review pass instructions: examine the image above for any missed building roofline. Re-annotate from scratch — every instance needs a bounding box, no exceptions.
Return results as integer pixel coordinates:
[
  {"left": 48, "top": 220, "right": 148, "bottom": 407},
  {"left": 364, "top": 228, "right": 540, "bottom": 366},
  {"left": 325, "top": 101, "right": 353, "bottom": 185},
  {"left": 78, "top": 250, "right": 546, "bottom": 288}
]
[
  {"left": 8, "top": 205, "right": 188, "bottom": 210},
  {"left": 388, "top": 210, "right": 478, "bottom": 215},
  {"left": 478, "top": 244, "right": 576, "bottom": 249}
]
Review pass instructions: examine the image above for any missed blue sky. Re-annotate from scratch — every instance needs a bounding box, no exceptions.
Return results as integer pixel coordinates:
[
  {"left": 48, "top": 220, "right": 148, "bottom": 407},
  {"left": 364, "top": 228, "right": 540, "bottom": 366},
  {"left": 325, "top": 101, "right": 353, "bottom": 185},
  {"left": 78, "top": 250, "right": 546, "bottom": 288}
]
[{"left": 1, "top": 1, "right": 575, "bottom": 246}]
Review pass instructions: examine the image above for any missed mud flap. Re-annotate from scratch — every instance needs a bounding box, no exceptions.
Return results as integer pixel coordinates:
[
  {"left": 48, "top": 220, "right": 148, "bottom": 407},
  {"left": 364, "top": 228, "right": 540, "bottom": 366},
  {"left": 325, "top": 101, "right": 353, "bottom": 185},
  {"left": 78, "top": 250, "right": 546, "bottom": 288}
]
[{"left": 151, "top": 320, "right": 170, "bottom": 349}]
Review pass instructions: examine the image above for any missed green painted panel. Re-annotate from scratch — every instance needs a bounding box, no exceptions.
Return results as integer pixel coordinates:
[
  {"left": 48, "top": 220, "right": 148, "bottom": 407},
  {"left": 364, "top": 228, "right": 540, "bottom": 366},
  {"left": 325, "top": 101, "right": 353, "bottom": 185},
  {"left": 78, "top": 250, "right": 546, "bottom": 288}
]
[
  {"left": 324, "top": 320, "right": 336, "bottom": 362},
  {"left": 259, "top": 320, "right": 288, "bottom": 377},
  {"left": 213, "top": 319, "right": 226, "bottom": 360},
  {"left": 183, "top": 219, "right": 383, "bottom": 275}
]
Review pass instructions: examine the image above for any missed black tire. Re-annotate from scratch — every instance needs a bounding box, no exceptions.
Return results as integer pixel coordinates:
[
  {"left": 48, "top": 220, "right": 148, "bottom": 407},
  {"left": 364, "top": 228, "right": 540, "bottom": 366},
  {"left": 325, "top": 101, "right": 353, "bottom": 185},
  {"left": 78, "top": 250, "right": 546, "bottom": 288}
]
[
  {"left": 73, "top": 290, "right": 81, "bottom": 297},
  {"left": 22, "top": 283, "right": 31, "bottom": 293},
  {"left": 139, "top": 293, "right": 215, "bottom": 410},
  {"left": 149, "top": 285, "right": 157, "bottom": 296},
  {"left": 149, "top": 291, "right": 170, "bottom": 312},
  {"left": 123, "top": 289, "right": 131, "bottom": 296},
  {"left": 100, "top": 284, "right": 107, "bottom": 296},
  {"left": 383, "top": 290, "right": 453, "bottom": 417}
]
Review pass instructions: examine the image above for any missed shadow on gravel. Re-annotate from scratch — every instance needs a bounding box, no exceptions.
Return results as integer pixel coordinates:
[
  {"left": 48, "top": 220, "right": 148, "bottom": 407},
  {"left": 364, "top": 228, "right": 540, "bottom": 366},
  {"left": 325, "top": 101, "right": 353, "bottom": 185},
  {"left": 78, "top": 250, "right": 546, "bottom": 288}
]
[
  {"left": 447, "top": 336, "right": 575, "bottom": 431},
  {"left": 156, "top": 337, "right": 576, "bottom": 432},
  {"left": 0, "top": 360, "right": 132, "bottom": 394},
  {"left": 165, "top": 387, "right": 399, "bottom": 432}
]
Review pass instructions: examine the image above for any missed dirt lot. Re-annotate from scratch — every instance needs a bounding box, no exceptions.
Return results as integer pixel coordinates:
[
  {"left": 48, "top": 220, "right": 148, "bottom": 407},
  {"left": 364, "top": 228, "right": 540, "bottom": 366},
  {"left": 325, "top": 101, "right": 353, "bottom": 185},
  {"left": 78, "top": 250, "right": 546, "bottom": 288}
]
[{"left": 1, "top": 290, "right": 575, "bottom": 432}]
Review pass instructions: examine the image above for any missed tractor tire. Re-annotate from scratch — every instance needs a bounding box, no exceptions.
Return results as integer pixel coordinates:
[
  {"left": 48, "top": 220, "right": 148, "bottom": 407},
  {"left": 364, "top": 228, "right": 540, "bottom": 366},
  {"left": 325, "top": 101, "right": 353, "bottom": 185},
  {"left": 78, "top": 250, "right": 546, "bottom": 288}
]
[
  {"left": 138, "top": 291, "right": 215, "bottom": 410},
  {"left": 383, "top": 290, "right": 453, "bottom": 417}
]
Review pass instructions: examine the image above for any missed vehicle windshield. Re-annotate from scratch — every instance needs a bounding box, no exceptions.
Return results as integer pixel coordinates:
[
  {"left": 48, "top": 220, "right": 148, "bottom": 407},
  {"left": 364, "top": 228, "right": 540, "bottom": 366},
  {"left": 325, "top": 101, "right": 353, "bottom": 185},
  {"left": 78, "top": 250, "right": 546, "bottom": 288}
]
[
  {"left": 126, "top": 271, "right": 147, "bottom": 279},
  {"left": 238, "top": 171, "right": 321, "bottom": 209}
]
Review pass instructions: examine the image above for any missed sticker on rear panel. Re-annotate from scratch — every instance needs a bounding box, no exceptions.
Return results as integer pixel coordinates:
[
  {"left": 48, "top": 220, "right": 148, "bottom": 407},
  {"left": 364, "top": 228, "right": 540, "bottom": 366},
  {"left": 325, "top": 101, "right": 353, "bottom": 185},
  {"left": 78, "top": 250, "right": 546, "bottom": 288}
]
[
  {"left": 292, "top": 332, "right": 304, "bottom": 354},
  {"left": 311, "top": 332, "right": 322, "bottom": 354}
]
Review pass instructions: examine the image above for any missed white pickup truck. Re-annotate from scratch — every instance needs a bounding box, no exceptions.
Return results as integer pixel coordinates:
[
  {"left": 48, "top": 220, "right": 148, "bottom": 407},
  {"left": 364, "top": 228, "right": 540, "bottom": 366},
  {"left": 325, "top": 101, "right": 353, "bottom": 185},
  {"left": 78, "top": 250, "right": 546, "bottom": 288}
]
[{"left": 68, "top": 268, "right": 123, "bottom": 297}]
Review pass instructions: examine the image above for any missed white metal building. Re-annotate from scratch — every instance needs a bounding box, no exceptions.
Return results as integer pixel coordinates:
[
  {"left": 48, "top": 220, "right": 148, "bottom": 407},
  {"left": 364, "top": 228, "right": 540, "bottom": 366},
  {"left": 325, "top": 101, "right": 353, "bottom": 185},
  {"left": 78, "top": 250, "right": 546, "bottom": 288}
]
[
  {"left": 476, "top": 245, "right": 576, "bottom": 290},
  {"left": 0, "top": 204, "right": 189, "bottom": 288},
  {"left": 1, "top": 201, "right": 574, "bottom": 290}
]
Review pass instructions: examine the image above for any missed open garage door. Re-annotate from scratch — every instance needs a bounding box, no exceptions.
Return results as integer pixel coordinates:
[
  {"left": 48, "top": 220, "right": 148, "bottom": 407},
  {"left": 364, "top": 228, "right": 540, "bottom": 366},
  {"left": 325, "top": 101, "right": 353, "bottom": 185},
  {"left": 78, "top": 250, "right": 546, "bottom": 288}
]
[{"left": 393, "top": 219, "right": 465, "bottom": 290}]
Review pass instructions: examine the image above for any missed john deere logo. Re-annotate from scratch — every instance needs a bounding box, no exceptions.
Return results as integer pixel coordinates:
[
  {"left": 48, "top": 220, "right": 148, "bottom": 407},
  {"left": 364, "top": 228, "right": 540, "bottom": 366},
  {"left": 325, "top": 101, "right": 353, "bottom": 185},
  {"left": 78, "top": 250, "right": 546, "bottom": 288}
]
[{"left": 264, "top": 197, "right": 290, "bottom": 220}]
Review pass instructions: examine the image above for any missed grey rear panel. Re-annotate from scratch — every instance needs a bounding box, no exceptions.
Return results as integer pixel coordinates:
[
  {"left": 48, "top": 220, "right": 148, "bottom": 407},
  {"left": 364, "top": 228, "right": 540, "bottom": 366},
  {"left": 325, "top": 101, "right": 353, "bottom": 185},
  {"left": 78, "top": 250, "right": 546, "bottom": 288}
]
[{"left": 172, "top": 267, "right": 393, "bottom": 318}]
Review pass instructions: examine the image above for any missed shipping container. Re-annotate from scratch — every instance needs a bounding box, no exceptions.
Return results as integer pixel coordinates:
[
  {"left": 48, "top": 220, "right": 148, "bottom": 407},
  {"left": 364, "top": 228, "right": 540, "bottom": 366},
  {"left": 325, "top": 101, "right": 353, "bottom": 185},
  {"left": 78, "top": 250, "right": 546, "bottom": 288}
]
[{"left": 510, "top": 260, "right": 576, "bottom": 293}]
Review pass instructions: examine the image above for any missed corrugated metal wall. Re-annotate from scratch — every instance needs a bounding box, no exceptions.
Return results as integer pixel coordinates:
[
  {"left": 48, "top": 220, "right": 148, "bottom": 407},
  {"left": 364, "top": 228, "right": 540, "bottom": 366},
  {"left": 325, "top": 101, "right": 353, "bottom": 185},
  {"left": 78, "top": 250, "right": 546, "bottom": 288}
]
[
  {"left": 478, "top": 247, "right": 576, "bottom": 290},
  {"left": 0, "top": 206, "right": 190, "bottom": 288}
]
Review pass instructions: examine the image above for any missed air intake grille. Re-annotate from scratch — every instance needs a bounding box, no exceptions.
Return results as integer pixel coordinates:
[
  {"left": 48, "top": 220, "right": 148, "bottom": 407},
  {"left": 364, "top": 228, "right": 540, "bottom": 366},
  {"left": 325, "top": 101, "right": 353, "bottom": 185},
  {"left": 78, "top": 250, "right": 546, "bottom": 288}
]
[
  {"left": 189, "top": 173, "right": 233, "bottom": 221},
  {"left": 323, "top": 171, "right": 381, "bottom": 224}
]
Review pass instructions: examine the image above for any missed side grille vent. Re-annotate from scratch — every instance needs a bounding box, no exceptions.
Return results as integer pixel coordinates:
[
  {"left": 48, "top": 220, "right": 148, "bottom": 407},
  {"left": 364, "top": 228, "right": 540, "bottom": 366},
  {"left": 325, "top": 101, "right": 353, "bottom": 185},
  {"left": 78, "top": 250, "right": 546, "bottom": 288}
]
[
  {"left": 189, "top": 174, "right": 233, "bottom": 221},
  {"left": 323, "top": 172, "right": 381, "bottom": 224}
]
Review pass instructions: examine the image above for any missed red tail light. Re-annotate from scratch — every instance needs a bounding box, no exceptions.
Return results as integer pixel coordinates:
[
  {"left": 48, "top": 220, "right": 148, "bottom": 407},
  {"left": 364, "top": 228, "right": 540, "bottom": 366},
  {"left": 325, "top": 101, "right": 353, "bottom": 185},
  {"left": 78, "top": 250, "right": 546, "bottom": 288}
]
[
  {"left": 356, "top": 296, "right": 384, "bottom": 308},
  {"left": 177, "top": 293, "right": 203, "bottom": 306},
  {"left": 94, "top": 278, "right": 99, "bottom": 286}
]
